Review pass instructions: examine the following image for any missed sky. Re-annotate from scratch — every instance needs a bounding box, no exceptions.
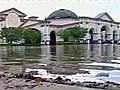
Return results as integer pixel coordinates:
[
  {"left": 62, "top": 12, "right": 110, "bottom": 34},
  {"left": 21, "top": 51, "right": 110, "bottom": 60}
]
[{"left": 0, "top": 0, "right": 120, "bottom": 22}]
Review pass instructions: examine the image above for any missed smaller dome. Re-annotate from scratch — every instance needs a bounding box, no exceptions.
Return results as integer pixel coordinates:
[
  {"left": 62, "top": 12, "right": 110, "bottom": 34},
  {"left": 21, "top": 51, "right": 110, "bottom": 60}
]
[{"left": 47, "top": 9, "right": 78, "bottom": 20}]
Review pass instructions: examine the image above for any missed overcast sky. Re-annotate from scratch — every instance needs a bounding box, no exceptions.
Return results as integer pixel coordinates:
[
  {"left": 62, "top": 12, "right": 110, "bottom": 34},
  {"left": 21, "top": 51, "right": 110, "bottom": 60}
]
[{"left": 0, "top": 0, "right": 120, "bottom": 22}]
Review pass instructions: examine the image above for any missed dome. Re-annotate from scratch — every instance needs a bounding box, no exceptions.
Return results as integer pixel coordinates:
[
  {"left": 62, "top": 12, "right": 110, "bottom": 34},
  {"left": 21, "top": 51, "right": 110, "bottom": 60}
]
[{"left": 47, "top": 9, "right": 78, "bottom": 20}]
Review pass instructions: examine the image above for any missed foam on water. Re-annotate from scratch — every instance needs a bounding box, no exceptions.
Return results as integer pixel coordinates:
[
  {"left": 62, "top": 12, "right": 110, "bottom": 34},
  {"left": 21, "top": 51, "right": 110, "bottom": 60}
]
[
  {"left": 111, "top": 60, "right": 120, "bottom": 63},
  {"left": 115, "top": 57, "right": 120, "bottom": 60},
  {"left": 25, "top": 62, "right": 120, "bottom": 84},
  {"left": 25, "top": 68, "right": 48, "bottom": 75},
  {"left": 38, "top": 63, "right": 47, "bottom": 66},
  {"left": 85, "top": 62, "right": 120, "bottom": 68}
]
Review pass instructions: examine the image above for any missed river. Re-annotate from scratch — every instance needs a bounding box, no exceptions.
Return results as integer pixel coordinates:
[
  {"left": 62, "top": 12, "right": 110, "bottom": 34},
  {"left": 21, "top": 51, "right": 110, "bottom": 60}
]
[{"left": 0, "top": 44, "right": 120, "bottom": 84}]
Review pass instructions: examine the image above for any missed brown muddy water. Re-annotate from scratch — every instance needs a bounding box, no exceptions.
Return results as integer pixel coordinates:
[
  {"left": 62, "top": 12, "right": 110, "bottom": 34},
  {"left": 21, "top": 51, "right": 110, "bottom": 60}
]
[
  {"left": 0, "top": 44, "right": 119, "bottom": 71},
  {"left": 0, "top": 44, "right": 120, "bottom": 84}
]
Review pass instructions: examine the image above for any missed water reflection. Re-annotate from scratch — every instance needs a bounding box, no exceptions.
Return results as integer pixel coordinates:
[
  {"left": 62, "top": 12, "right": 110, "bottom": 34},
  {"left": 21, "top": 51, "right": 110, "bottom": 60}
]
[
  {"left": 50, "top": 45, "right": 56, "bottom": 56},
  {"left": 1, "top": 45, "right": 120, "bottom": 84},
  {"left": 0, "top": 44, "right": 120, "bottom": 66}
]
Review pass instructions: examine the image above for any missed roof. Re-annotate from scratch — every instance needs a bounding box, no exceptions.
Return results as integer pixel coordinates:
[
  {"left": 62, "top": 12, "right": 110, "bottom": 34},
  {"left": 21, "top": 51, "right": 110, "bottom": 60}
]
[
  {"left": 19, "top": 19, "right": 30, "bottom": 27},
  {"left": 48, "top": 19, "right": 80, "bottom": 28},
  {"left": 21, "top": 22, "right": 40, "bottom": 28},
  {"left": 49, "top": 22, "right": 80, "bottom": 27},
  {"left": 19, "top": 19, "right": 50, "bottom": 27},
  {"left": 0, "top": 8, "right": 27, "bottom": 17},
  {"left": 47, "top": 9, "right": 78, "bottom": 20},
  {"left": 48, "top": 19, "right": 80, "bottom": 26},
  {"left": 21, "top": 22, "right": 49, "bottom": 28},
  {"left": 95, "top": 12, "right": 114, "bottom": 22},
  {"left": 79, "top": 16, "right": 120, "bottom": 24}
]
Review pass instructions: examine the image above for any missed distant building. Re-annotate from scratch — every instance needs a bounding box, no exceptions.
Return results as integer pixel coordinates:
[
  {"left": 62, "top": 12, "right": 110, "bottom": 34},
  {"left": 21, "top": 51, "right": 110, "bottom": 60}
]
[
  {"left": 46, "top": 9, "right": 120, "bottom": 44},
  {"left": 0, "top": 8, "right": 119, "bottom": 44}
]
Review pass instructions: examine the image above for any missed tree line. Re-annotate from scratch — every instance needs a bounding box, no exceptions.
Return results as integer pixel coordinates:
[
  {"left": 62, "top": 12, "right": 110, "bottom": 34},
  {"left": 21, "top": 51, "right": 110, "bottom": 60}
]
[
  {"left": 0, "top": 27, "right": 41, "bottom": 45},
  {"left": 58, "top": 26, "right": 88, "bottom": 42},
  {"left": 0, "top": 26, "right": 88, "bottom": 45}
]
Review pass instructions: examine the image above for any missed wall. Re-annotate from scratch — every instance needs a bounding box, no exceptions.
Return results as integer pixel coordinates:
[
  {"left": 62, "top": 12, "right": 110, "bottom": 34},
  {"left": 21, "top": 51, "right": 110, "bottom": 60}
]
[
  {"left": 79, "top": 18, "right": 120, "bottom": 43},
  {"left": 5, "top": 12, "right": 21, "bottom": 27}
]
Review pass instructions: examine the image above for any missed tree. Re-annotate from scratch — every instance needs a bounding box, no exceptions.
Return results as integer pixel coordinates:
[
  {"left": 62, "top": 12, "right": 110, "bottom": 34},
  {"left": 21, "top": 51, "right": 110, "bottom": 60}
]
[
  {"left": 57, "top": 29, "right": 70, "bottom": 42},
  {"left": 23, "top": 28, "right": 41, "bottom": 44},
  {"left": 1, "top": 27, "right": 41, "bottom": 45},
  {"left": 57, "top": 26, "right": 88, "bottom": 42},
  {"left": 1, "top": 27, "right": 24, "bottom": 44}
]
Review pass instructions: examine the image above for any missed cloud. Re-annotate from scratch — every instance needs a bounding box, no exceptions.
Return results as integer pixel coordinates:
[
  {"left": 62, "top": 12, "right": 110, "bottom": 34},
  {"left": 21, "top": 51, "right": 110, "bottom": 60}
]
[{"left": 0, "top": 0, "right": 120, "bottom": 21}]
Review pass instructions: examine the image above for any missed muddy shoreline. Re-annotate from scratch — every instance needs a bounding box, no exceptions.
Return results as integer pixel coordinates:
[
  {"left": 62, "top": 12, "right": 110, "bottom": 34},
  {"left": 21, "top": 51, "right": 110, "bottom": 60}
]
[
  {"left": 0, "top": 72, "right": 112, "bottom": 90},
  {"left": 0, "top": 64, "right": 120, "bottom": 90},
  {"left": 0, "top": 45, "right": 120, "bottom": 90}
]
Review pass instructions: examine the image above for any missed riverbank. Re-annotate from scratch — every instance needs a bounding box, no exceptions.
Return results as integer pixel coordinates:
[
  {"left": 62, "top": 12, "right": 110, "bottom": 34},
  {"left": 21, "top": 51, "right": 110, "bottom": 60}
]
[
  {"left": 0, "top": 45, "right": 120, "bottom": 90},
  {"left": 0, "top": 64, "right": 119, "bottom": 90},
  {"left": 0, "top": 71, "right": 106, "bottom": 90},
  {"left": 0, "top": 71, "right": 120, "bottom": 90}
]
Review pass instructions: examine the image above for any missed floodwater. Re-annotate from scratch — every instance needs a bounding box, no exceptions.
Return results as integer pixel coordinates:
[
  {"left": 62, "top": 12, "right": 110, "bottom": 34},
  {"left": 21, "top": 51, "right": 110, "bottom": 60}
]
[
  {"left": 0, "top": 44, "right": 119, "bottom": 65},
  {"left": 1, "top": 44, "right": 120, "bottom": 84}
]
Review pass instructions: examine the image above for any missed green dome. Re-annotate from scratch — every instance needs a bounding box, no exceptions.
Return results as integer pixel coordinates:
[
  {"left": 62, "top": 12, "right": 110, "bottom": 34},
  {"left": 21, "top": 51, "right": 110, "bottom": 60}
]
[{"left": 47, "top": 9, "right": 78, "bottom": 20}]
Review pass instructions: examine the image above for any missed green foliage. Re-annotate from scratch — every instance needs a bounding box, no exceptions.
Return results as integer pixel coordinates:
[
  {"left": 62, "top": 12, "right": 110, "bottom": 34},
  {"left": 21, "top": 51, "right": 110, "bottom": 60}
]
[
  {"left": 23, "top": 28, "right": 41, "bottom": 44},
  {"left": 1, "top": 27, "right": 41, "bottom": 45},
  {"left": 1, "top": 27, "right": 24, "bottom": 44},
  {"left": 57, "top": 26, "right": 88, "bottom": 42}
]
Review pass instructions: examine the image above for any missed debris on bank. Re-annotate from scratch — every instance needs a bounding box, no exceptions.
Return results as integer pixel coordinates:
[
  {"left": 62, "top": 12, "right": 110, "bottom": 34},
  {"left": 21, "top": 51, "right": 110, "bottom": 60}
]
[
  {"left": 0, "top": 62, "right": 120, "bottom": 89},
  {"left": 22, "top": 66, "right": 120, "bottom": 89}
]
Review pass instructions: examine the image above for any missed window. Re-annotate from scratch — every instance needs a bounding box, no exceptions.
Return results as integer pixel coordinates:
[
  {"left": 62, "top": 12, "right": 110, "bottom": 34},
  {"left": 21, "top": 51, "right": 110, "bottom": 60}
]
[
  {"left": 41, "top": 25, "right": 44, "bottom": 27},
  {"left": 44, "top": 34, "right": 47, "bottom": 36},
  {"left": 86, "top": 22, "right": 88, "bottom": 24}
]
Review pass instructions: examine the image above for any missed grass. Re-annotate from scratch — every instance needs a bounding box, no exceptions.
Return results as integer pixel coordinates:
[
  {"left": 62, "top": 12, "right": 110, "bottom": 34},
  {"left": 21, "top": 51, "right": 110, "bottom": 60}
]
[
  {"left": 0, "top": 41, "right": 87, "bottom": 46},
  {"left": 0, "top": 44, "right": 9, "bottom": 47},
  {"left": 56, "top": 41, "right": 83, "bottom": 45}
]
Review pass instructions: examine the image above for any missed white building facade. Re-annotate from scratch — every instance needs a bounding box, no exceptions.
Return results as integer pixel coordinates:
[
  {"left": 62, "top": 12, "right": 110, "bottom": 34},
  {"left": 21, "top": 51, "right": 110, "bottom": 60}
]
[
  {"left": 45, "top": 9, "right": 120, "bottom": 44},
  {"left": 0, "top": 8, "right": 119, "bottom": 44},
  {"left": 79, "top": 13, "right": 120, "bottom": 44},
  {"left": 0, "top": 8, "right": 50, "bottom": 44}
]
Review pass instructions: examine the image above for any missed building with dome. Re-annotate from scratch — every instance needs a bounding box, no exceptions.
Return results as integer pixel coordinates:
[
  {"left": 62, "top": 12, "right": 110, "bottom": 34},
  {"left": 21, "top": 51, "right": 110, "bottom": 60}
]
[
  {"left": 0, "top": 8, "right": 119, "bottom": 44},
  {"left": 47, "top": 9, "right": 78, "bottom": 19},
  {"left": 44, "top": 9, "right": 81, "bottom": 44},
  {"left": 44, "top": 9, "right": 120, "bottom": 44}
]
